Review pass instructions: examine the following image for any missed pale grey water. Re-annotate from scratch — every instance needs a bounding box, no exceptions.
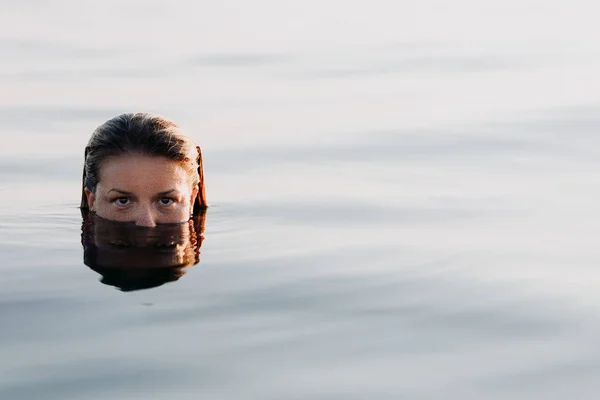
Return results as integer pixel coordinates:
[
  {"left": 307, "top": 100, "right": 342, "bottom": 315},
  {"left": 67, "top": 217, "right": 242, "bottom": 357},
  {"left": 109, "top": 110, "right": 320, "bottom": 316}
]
[{"left": 2, "top": 1, "right": 600, "bottom": 399}]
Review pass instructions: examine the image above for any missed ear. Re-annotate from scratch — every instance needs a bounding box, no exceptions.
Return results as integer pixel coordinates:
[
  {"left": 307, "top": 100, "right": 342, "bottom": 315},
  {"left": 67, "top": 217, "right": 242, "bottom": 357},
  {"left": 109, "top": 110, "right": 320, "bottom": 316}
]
[{"left": 84, "top": 188, "right": 96, "bottom": 210}]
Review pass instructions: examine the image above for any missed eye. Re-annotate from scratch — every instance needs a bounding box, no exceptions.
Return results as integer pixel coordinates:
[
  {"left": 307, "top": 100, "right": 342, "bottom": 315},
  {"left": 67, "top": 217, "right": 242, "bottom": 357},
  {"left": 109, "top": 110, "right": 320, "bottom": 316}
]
[
  {"left": 113, "top": 197, "right": 130, "bottom": 206},
  {"left": 159, "top": 197, "right": 175, "bottom": 206}
]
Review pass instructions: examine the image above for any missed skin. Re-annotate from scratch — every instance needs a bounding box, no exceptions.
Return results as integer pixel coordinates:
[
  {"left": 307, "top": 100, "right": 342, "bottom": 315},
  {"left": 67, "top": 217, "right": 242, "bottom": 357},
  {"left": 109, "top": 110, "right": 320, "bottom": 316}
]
[{"left": 85, "top": 154, "right": 198, "bottom": 227}]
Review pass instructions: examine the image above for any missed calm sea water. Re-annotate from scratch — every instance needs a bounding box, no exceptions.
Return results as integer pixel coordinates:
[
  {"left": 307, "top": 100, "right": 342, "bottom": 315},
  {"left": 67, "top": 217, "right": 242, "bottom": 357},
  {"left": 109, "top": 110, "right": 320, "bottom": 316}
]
[{"left": 2, "top": 1, "right": 600, "bottom": 399}]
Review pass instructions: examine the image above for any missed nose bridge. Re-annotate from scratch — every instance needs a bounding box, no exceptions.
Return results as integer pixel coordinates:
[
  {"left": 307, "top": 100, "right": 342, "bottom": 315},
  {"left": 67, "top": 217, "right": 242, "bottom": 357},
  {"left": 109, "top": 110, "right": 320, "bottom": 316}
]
[{"left": 135, "top": 202, "right": 156, "bottom": 227}]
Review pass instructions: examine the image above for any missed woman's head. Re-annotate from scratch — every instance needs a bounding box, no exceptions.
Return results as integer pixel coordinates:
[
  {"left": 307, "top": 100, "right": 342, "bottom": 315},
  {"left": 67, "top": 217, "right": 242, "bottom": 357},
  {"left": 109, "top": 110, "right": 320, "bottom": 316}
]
[{"left": 81, "top": 113, "right": 207, "bottom": 226}]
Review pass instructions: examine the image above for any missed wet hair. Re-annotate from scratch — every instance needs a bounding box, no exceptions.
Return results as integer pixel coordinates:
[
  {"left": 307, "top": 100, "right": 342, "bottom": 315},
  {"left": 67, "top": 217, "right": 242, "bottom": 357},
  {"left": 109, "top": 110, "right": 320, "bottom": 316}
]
[{"left": 81, "top": 112, "right": 207, "bottom": 213}]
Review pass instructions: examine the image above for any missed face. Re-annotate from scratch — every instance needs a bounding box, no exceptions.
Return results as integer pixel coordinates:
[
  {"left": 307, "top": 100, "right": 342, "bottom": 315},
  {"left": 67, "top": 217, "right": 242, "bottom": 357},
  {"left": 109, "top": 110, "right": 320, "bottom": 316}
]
[{"left": 85, "top": 154, "right": 198, "bottom": 227}]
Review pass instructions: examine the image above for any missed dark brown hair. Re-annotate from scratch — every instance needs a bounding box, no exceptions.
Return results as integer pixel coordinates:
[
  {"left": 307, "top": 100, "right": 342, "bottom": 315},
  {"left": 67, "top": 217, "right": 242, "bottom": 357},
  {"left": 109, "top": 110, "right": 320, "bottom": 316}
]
[{"left": 81, "top": 112, "right": 207, "bottom": 213}]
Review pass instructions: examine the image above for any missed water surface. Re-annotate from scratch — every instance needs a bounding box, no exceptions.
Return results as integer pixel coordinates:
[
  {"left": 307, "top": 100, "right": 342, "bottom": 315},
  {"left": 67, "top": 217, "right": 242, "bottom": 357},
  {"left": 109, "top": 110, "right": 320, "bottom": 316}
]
[{"left": 2, "top": 1, "right": 600, "bottom": 399}]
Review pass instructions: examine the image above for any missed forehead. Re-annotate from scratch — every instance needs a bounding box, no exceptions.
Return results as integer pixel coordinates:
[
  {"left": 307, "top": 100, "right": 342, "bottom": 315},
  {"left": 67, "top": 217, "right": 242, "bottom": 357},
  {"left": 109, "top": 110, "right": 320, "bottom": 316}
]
[{"left": 97, "top": 154, "right": 190, "bottom": 191}]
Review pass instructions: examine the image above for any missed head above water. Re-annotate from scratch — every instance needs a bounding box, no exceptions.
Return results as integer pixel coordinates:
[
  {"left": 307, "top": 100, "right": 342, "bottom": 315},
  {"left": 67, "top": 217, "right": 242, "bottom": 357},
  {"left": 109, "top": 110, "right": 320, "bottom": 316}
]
[{"left": 81, "top": 113, "right": 207, "bottom": 226}]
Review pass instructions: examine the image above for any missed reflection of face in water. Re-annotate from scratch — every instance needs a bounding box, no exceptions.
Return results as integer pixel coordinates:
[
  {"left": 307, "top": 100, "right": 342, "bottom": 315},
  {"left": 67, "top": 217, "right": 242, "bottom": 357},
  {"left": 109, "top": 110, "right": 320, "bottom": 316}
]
[{"left": 81, "top": 210, "right": 206, "bottom": 292}]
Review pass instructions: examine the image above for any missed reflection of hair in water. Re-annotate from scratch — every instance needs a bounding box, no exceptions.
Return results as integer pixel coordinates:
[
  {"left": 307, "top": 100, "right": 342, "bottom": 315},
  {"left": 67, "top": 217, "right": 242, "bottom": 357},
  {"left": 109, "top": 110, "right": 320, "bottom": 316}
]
[
  {"left": 81, "top": 210, "right": 206, "bottom": 292},
  {"left": 86, "top": 266, "right": 186, "bottom": 292}
]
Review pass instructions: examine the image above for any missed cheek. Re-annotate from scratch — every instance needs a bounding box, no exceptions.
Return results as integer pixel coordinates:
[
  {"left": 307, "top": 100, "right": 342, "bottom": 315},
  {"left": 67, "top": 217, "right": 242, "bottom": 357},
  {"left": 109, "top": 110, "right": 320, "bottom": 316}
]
[
  {"left": 158, "top": 202, "right": 193, "bottom": 224},
  {"left": 92, "top": 201, "right": 129, "bottom": 222}
]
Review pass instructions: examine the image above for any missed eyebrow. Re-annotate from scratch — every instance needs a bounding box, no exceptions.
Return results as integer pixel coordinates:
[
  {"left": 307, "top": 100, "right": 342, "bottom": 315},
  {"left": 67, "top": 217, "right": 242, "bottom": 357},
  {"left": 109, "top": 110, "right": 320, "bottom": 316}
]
[
  {"left": 108, "top": 188, "right": 132, "bottom": 195},
  {"left": 107, "top": 189, "right": 178, "bottom": 196}
]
